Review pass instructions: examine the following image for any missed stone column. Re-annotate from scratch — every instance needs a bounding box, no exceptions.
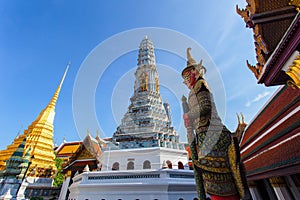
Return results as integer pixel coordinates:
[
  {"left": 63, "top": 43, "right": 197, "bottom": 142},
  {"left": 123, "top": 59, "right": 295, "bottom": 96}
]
[
  {"left": 58, "top": 170, "right": 72, "bottom": 200},
  {"left": 284, "top": 175, "right": 300, "bottom": 198},
  {"left": 262, "top": 179, "right": 278, "bottom": 199},
  {"left": 16, "top": 180, "right": 28, "bottom": 200}
]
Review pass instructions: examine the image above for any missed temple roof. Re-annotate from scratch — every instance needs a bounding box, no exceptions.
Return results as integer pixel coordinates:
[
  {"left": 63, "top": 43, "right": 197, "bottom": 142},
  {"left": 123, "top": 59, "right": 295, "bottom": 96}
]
[
  {"left": 258, "top": 13, "right": 300, "bottom": 86},
  {"left": 236, "top": 0, "right": 299, "bottom": 86},
  {"left": 61, "top": 133, "right": 103, "bottom": 173},
  {"left": 62, "top": 159, "right": 98, "bottom": 173},
  {"left": 240, "top": 85, "right": 300, "bottom": 180},
  {"left": 55, "top": 141, "right": 82, "bottom": 158}
]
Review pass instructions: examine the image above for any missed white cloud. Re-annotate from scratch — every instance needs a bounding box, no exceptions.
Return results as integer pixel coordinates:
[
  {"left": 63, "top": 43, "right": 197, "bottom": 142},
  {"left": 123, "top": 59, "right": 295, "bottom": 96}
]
[
  {"left": 253, "top": 91, "right": 270, "bottom": 102},
  {"left": 245, "top": 101, "right": 251, "bottom": 107},
  {"left": 245, "top": 91, "right": 271, "bottom": 107}
]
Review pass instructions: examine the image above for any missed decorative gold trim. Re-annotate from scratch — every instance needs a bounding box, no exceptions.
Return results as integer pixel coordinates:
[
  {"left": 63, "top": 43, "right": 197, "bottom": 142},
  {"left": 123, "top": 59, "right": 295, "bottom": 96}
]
[
  {"left": 66, "top": 170, "right": 72, "bottom": 177},
  {"left": 247, "top": 181, "right": 257, "bottom": 187},
  {"left": 155, "top": 76, "right": 159, "bottom": 93},
  {"left": 237, "top": 0, "right": 270, "bottom": 80},
  {"left": 228, "top": 140, "right": 245, "bottom": 199},
  {"left": 197, "top": 155, "right": 226, "bottom": 162},
  {"left": 139, "top": 73, "right": 148, "bottom": 91},
  {"left": 269, "top": 177, "right": 286, "bottom": 187},
  {"left": 236, "top": 0, "right": 256, "bottom": 24},
  {"left": 286, "top": 56, "right": 300, "bottom": 89},
  {"left": 289, "top": 0, "right": 300, "bottom": 12},
  {"left": 236, "top": 5, "right": 251, "bottom": 24},
  {"left": 245, "top": 26, "right": 268, "bottom": 80},
  {"left": 255, "top": 34, "right": 268, "bottom": 55},
  {"left": 194, "top": 160, "right": 231, "bottom": 173},
  {"left": 246, "top": 60, "right": 261, "bottom": 79},
  {"left": 246, "top": 0, "right": 256, "bottom": 14}
]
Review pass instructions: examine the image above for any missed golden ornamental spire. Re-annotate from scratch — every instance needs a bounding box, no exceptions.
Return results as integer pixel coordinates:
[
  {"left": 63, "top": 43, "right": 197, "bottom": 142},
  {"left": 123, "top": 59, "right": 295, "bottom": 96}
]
[{"left": 48, "top": 62, "right": 69, "bottom": 109}]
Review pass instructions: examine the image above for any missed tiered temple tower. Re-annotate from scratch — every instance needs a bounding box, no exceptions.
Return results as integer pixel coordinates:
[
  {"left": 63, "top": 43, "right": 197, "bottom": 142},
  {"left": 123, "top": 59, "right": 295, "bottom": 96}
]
[
  {"left": 0, "top": 65, "right": 68, "bottom": 178},
  {"left": 112, "top": 36, "right": 182, "bottom": 150},
  {"left": 100, "top": 37, "right": 186, "bottom": 172},
  {"left": 68, "top": 38, "right": 197, "bottom": 200}
]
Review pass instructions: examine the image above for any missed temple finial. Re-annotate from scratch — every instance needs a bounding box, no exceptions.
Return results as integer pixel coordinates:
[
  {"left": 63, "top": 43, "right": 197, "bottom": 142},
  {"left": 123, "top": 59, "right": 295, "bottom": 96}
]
[
  {"left": 138, "top": 36, "right": 156, "bottom": 65},
  {"left": 48, "top": 62, "right": 69, "bottom": 109},
  {"left": 59, "top": 62, "right": 70, "bottom": 88}
]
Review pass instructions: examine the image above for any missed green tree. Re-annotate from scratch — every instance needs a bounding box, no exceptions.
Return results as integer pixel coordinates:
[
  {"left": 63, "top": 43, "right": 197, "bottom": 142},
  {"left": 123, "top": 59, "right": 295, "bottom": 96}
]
[{"left": 53, "top": 157, "right": 64, "bottom": 187}]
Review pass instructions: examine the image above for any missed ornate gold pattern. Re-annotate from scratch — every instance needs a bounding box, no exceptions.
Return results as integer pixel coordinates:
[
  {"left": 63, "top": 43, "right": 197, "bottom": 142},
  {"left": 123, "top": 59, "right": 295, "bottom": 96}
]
[
  {"left": 236, "top": 0, "right": 256, "bottom": 25},
  {"left": 66, "top": 170, "right": 72, "bottom": 177},
  {"left": 201, "top": 171, "right": 238, "bottom": 196},
  {"left": 237, "top": 1, "right": 271, "bottom": 79},
  {"left": 255, "top": 34, "right": 269, "bottom": 55},
  {"left": 286, "top": 55, "right": 300, "bottom": 89},
  {"left": 194, "top": 160, "right": 231, "bottom": 173},
  {"left": 155, "top": 77, "right": 159, "bottom": 93},
  {"left": 246, "top": 0, "right": 256, "bottom": 14},
  {"left": 246, "top": 60, "right": 261, "bottom": 79},
  {"left": 245, "top": 29, "right": 268, "bottom": 79},
  {"left": 228, "top": 140, "right": 245, "bottom": 199},
  {"left": 236, "top": 5, "right": 251, "bottom": 24},
  {"left": 139, "top": 73, "right": 148, "bottom": 91},
  {"left": 269, "top": 176, "right": 287, "bottom": 187},
  {"left": 247, "top": 26, "right": 269, "bottom": 79},
  {"left": 289, "top": 0, "right": 300, "bottom": 12},
  {"left": 247, "top": 181, "right": 257, "bottom": 187}
]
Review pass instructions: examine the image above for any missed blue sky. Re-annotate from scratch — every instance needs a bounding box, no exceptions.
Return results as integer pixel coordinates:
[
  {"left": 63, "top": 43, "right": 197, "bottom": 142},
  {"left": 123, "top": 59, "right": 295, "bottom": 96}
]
[{"left": 0, "top": 1, "right": 278, "bottom": 149}]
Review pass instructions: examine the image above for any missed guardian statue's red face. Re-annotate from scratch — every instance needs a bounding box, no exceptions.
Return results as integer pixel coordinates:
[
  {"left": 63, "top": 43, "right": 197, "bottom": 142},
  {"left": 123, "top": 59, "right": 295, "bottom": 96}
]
[{"left": 182, "top": 68, "right": 196, "bottom": 89}]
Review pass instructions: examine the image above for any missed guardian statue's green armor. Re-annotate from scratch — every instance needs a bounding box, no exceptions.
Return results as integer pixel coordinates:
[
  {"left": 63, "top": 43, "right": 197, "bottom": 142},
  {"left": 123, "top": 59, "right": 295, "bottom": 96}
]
[{"left": 182, "top": 48, "right": 251, "bottom": 200}]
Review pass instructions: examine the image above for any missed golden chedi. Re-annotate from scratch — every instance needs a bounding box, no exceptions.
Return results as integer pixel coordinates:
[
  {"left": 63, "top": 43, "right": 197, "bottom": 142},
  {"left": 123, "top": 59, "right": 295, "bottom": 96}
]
[{"left": 0, "top": 65, "right": 68, "bottom": 178}]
